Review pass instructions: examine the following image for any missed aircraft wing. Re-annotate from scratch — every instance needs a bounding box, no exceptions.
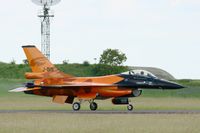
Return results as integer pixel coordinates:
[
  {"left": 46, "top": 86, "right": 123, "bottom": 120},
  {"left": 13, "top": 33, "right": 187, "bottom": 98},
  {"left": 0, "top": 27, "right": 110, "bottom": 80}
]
[
  {"left": 9, "top": 82, "right": 116, "bottom": 92},
  {"left": 33, "top": 82, "right": 117, "bottom": 88}
]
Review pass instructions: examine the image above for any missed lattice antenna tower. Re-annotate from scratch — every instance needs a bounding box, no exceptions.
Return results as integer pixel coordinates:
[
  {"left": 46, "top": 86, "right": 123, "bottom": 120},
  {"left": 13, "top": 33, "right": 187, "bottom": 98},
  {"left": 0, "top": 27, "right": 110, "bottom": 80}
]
[{"left": 31, "top": 0, "right": 61, "bottom": 60}]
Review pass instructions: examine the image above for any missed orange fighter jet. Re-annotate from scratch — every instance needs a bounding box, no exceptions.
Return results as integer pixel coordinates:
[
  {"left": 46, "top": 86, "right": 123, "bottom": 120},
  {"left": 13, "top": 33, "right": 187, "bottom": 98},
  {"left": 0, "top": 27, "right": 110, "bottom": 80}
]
[{"left": 10, "top": 45, "right": 184, "bottom": 111}]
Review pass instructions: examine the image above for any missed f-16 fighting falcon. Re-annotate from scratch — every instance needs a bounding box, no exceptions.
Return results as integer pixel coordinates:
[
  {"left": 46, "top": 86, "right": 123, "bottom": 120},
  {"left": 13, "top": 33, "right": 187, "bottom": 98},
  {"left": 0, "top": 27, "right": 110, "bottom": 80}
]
[{"left": 10, "top": 45, "right": 184, "bottom": 111}]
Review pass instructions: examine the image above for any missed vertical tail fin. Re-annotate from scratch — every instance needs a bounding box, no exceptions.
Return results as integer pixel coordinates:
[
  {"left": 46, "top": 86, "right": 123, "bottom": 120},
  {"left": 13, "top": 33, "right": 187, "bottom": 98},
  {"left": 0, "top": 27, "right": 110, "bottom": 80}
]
[
  {"left": 22, "top": 45, "right": 73, "bottom": 78},
  {"left": 22, "top": 45, "right": 57, "bottom": 73}
]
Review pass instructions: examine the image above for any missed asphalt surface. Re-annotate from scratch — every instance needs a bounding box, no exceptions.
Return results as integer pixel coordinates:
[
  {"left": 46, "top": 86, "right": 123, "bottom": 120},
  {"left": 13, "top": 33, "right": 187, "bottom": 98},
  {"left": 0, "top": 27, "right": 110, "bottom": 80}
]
[{"left": 0, "top": 110, "right": 200, "bottom": 114}]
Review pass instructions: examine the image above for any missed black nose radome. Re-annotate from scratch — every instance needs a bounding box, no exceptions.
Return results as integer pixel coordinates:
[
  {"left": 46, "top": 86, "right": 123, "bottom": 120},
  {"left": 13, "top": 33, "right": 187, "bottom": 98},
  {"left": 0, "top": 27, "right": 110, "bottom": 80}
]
[
  {"left": 151, "top": 78, "right": 184, "bottom": 89},
  {"left": 167, "top": 82, "right": 184, "bottom": 89},
  {"left": 158, "top": 80, "right": 185, "bottom": 89}
]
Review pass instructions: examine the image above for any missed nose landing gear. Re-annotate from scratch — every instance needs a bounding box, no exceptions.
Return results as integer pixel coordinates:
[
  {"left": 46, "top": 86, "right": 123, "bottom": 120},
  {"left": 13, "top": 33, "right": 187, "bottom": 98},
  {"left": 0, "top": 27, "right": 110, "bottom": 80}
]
[
  {"left": 127, "top": 99, "right": 134, "bottom": 111},
  {"left": 127, "top": 104, "right": 133, "bottom": 111}
]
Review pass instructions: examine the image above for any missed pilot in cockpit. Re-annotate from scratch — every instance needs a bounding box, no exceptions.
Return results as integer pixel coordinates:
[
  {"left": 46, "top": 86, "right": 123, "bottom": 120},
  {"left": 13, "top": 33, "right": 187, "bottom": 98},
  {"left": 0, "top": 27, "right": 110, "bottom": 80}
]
[{"left": 126, "top": 70, "right": 157, "bottom": 78}]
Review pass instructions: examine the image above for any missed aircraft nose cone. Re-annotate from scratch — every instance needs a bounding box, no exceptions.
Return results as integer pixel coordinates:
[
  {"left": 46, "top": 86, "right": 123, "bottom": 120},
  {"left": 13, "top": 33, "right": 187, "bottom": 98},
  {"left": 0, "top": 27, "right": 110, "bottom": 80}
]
[
  {"left": 158, "top": 80, "right": 185, "bottom": 89},
  {"left": 169, "top": 82, "right": 185, "bottom": 89}
]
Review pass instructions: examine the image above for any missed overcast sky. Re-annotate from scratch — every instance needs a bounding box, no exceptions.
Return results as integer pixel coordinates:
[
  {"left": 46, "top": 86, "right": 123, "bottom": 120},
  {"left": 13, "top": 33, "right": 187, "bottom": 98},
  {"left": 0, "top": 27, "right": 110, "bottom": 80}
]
[{"left": 0, "top": 0, "right": 200, "bottom": 79}]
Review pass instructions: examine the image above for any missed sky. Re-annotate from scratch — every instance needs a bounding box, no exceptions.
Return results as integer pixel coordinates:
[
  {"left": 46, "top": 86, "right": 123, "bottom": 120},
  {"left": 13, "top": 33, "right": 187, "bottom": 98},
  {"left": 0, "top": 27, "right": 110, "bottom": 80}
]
[{"left": 0, "top": 0, "right": 200, "bottom": 79}]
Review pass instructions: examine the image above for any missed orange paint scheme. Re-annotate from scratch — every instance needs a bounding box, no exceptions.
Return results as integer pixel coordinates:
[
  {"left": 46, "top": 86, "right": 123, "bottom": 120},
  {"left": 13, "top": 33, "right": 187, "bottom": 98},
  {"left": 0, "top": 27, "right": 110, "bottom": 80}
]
[
  {"left": 10, "top": 45, "right": 184, "bottom": 111},
  {"left": 22, "top": 45, "right": 134, "bottom": 104}
]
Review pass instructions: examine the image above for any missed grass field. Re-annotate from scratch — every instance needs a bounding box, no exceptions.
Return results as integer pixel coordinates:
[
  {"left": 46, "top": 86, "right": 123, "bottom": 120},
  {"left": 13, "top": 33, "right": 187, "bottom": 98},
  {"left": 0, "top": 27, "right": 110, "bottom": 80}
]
[
  {"left": 0, "top": 79, "right": 200, "bottom": 133},
  {"left": 0, "top": 113, "right": 200, "bottom": 133}
]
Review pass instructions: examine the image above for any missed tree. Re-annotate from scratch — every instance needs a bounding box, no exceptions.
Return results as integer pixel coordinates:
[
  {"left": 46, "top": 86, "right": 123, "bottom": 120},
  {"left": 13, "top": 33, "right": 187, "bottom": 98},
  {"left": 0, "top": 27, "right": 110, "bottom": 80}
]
[
  {"left": 99, "top": 49, "right": 127, "bottom": 66},
  {"left": 63, "top": 59, "right": 69, "bottom": 64},
  {"left": 92, "top": 64, "right": 128, "bottom": 76},
  {"left": 83, "top": 61, "right": 90, "bottom": 66}
]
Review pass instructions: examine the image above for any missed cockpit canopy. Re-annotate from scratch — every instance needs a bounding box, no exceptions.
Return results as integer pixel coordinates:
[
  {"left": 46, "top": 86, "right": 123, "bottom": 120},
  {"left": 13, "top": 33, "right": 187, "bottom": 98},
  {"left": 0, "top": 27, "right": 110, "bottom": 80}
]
[{"left": 121, "top": 70, "right": 157, "bottom": 78}]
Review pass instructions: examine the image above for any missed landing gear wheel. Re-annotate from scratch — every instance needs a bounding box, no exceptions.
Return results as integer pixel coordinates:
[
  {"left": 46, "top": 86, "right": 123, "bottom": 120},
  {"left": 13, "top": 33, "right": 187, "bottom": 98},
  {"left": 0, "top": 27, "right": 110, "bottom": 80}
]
[
  {"left": 90, "top": 102, "right": 98, "bottom": 111},
  {"left": 127, "top": 104, "right": 133, "bottom": 111},
  {"left": 73, "top": 102, "right": 81, "bottom": 111}
]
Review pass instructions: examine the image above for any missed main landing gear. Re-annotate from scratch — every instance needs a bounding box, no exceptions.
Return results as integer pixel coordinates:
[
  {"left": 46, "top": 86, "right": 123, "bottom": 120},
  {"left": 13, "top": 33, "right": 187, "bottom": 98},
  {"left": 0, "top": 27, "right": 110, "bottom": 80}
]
[
  {"left": 72, "top": 102, "right": 81, "bottom": 111},
  {"left": 72, "top": 100, "right": 98, "bottom": 111},
  {"left": 89, "top": 102, "right": 98, "bottom": 111}
]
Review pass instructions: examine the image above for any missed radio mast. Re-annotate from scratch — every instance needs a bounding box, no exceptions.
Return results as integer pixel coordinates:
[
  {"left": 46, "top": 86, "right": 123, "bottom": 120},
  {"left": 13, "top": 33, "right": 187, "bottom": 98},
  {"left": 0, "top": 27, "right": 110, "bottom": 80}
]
[{"left": 31, "top": 0, "right": 61, "bottom": 60}]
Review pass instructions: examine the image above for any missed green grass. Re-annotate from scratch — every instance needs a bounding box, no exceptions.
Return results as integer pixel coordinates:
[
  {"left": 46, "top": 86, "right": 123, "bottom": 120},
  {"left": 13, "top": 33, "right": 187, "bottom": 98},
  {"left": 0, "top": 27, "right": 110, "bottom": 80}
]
[
  {"left": 56, "top": 64, "right": 95, "bottom": 76},
  {"left": 177, "top": 79, "right": 200, "bottom": 87},
  {"left": 0, "top": 63, "right": 128, "bottom": 78},
  {"left": 0, "top": 63, "right": 30, "bottom": 79},
  {"left": 0, "top": 63, "right": 98, "bottom": 79},
  {"left": 0, "top": 113, "right": 200, "bottom": 133},
  {"left": 0, "top": 62, "right": 175, "bottom": 79}
]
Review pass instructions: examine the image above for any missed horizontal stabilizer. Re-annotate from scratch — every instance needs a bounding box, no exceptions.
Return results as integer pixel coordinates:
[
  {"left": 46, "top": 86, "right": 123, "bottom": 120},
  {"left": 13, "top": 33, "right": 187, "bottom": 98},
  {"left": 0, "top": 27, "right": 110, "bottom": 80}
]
[{"left": 9, "top": 87, "right": 28, "bottom": 92}]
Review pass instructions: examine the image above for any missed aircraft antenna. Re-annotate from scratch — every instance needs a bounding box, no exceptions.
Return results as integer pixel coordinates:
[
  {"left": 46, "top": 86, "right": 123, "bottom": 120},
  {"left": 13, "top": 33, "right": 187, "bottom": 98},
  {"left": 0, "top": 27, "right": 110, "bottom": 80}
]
[{"left": 31, "top": 0, "right": 61, "bottom": 60}]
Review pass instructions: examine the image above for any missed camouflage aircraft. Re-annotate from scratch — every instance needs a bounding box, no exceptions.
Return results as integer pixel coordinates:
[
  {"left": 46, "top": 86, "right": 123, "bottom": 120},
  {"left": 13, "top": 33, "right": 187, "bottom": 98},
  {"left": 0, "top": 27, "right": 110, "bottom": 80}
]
[{"left": 10, "top": 45, "right": 184, "bottom": 111}]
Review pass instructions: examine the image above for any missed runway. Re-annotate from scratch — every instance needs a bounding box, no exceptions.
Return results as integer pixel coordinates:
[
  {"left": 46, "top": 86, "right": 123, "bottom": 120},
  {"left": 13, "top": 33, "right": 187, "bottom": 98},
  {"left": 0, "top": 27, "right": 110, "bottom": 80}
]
[{"left": 0, "top": 110, "right": 200, "bottom": 114}]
